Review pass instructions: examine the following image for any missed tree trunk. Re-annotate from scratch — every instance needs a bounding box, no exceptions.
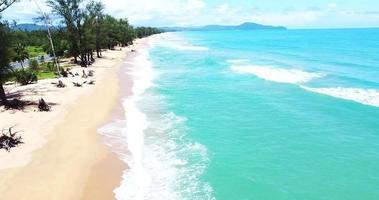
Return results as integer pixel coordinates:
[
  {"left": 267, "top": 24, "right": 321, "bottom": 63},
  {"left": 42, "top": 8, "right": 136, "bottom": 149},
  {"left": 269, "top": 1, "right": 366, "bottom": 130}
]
[
  {"left": 87, "top": 52, "right": 90, "bottom": 65},
  {"left": 90, "top": 51, "right": 94, "bottom": 62},
  {"left": 96, "top": 49, "right": 101, "bottom": 58},
  {"left": 81, "top": 54, "right": 87, "bottom": 67},
  {"left": 0, "top": 83, "right": 8, "bottom": 105}
]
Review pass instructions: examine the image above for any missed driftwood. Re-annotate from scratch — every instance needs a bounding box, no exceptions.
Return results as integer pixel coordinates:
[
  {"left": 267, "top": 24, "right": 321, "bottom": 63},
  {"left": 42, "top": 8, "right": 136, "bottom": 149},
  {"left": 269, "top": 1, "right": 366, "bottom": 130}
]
[
  {"left": 38, "top": 98, "right": 51, "bottom": 112},
  {"left": 60, "top": 70, "right": 69, "bottom": 78},
  {"left": 57, "top": 80, "right": 66, "bottom": 88},
  {"left": 82, "top": 70, "right": 88, "bottom": 78},
  {"left": 68, "top": 71, "right": 75, "bottom": 77},
  {"left": 72, "top": 82, "right": 83, "bottom": 87},
  {"left": 51, "top": 80, "right": 66, "bottom": 88},
  {"left": 0, "top": 127, "right": 23, "bottom": 152},
  {"left": 88, "top": 70, "right": 94, "bottom": 77}
]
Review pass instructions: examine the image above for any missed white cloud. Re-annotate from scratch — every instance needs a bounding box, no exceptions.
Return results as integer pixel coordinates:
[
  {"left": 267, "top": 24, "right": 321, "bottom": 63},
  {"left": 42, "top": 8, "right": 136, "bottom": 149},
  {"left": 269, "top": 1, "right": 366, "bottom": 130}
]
[
  {"left": 216, "top": 3, "right": 229, "bottom": 14},
  {"left": 102, "top": 0, "right": 207, "bottom": 26},
  {"left": 328, "top": 3, "right": 337, "bottom": 8},
  {"left": 186, "top": 0, "right": 205, "bottom": 10},
  {"left": 1, "top": 0, "right": 379, "bottom": 28},
  {"left": 1, "top": 0, "right": 51, "bottom": 23},
  {"left": 249, "top": 10, "right": 323, "bottom": 27}
]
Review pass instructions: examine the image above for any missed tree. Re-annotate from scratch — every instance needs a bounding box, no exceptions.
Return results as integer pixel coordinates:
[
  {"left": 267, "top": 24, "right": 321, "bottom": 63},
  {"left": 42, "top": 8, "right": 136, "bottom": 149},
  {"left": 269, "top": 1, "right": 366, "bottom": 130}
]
[
  {"left": 0, "top": 0, "right": 19, "bottom": 105},
  {"left": 13, "top": 42, "right": 29, "bottom": 69},
  {"left": 0, "top": 21, "right": 14, "bottom": 105},
  {"left": 47, "top": 0, "right": 83, "bottom": 64},
  {"left": 86, "top": 0, "right": 104, "bottom": 58},
  {"left": 29, "top": 59, "right": 39, "bottom": 72}
]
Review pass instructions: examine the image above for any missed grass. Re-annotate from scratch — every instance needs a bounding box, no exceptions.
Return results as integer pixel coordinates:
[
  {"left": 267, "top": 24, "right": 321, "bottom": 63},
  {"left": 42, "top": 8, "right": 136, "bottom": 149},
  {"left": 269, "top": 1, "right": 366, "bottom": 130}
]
[
  {"left": 26, "top": 46, "right": 45, "bottom": 58},
  {"left": 37, "top": 71, "right": 56, "bottom": 80}
]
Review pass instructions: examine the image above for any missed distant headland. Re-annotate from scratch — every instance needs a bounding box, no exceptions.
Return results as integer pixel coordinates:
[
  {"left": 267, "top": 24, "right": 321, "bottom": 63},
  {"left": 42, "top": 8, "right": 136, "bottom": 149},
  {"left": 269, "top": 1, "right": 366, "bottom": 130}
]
[{"left": 161, "top": 22, "right": 287, "bottom": 32}]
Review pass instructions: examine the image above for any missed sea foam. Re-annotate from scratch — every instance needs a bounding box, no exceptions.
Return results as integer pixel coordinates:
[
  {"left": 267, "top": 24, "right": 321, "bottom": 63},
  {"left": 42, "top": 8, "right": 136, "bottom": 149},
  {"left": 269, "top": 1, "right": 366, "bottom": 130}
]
[
  {"left": 101, "top": 39, "right": 214, "bottom": 200},
  {"left": 231, "top": 65, "right": 324, "bottom": 84},
  {"left": 226, "top": 59, "right": 250, "bottom": 64},
  {"left": 153, "top": 33, "right": 209, "bottom": 51},
  {"left": 114, "top": 47, "right": 155, "bottom": 200},
  {"left": 301, "top": 86, "right": 379, "bottom": 107}
]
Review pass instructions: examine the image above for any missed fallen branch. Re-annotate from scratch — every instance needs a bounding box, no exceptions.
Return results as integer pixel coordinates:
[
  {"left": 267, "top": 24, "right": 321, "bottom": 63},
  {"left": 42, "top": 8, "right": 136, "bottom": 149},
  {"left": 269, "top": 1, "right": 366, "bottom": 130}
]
[
  {"left": 0, "top": 127, "right": 23, "bottom": 152},
  {"left": 72, "top": 82, "right": 82, "bottom": 87}
]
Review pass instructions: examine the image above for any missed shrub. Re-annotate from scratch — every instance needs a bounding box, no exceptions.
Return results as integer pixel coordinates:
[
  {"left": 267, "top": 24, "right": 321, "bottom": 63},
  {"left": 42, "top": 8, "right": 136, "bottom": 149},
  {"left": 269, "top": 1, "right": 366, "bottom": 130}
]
[
  {"left": 39, "top": 55, "right": 45, "bottom": 63},
  {"left": 29, "top": 59, "right": 39, "bottom": 72},
  {"left": 47, "top": 62, "right": 55, "bottom": 72},
  {"left": 15, "top": 70, "right": 38, "bottom": 85}
]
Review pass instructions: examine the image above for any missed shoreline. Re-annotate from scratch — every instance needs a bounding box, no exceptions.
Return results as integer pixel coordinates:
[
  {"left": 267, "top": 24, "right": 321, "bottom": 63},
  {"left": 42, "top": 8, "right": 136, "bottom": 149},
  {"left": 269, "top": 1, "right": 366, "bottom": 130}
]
[{"left": 0, "top": 37, "right": 151, "bottom": 199}]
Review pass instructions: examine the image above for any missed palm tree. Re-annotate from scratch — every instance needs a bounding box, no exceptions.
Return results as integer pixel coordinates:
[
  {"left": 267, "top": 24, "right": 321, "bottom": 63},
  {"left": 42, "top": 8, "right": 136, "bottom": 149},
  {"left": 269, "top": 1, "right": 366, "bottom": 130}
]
[{"left": 13, "top": 43, "right": 29, "bottom": 69}]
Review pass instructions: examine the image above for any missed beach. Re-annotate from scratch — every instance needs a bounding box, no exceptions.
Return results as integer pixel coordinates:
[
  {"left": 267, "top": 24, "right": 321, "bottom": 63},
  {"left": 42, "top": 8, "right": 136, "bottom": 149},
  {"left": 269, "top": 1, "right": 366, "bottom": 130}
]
[{"left": 0, "top": 37, "right": 150, "bottom": 199}]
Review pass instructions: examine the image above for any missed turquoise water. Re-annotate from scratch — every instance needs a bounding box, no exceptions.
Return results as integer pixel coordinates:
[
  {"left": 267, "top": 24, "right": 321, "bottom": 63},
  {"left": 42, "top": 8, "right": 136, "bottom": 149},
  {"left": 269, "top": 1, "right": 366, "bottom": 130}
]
[{"left": 116, "top": 29, "right": 379, "bottom": 199}]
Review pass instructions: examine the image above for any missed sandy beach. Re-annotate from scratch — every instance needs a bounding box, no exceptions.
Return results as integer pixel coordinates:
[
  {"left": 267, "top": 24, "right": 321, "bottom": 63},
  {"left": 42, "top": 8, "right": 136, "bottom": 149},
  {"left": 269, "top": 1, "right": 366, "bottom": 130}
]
[{"left": 0, "top": 38, "right": 149, "bottom": 200}]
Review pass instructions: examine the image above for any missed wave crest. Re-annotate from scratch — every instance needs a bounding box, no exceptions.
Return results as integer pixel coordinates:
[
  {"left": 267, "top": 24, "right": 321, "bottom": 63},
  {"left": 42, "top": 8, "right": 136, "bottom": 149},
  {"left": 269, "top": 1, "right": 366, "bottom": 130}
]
[
  {"left": 231, "top": 65, "right": 324, "bottom": 84},
  {"left": 301, "top": 86, "right": 379, "bottom": 107}
]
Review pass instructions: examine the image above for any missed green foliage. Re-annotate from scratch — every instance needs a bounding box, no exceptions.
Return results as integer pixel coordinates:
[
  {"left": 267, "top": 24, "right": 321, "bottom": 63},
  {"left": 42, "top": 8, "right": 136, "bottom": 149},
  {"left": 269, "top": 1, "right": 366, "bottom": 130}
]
[
  {"left": 14, "top": 70, "right": 38, "bottom": 85},
  {"left": 39, "top": 55, "right": 45, "bottom": 63},
  {"left": 47, "top": 0, "right": 161, "bottom": 66},
  {"left": 26, "top": 46, "right": 45, "bottom": 58},
  {"left": 45, "top": 61, "right": 56, "bottom": 72},
  {"left": 135, "top": 27, "right": 161, "bottom": 38},
  {"left": 36, "top": 71, "right": 55, "bottom": 80},
  {"left": 0, "top": 21, "right": 13, "bottom": 84},
  {"left": 13, "top": 42, "right": 29, "bottom": 68},
  {"left": 29, "top": 59, "right": 39, "bottom": 72}
]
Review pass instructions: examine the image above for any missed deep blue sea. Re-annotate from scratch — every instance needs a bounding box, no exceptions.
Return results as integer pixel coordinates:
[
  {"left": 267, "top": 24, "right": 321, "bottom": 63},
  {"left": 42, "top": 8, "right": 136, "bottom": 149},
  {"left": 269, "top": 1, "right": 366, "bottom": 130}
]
[{"left": 108, "top": 29, "right": 379, "bottom": 200}]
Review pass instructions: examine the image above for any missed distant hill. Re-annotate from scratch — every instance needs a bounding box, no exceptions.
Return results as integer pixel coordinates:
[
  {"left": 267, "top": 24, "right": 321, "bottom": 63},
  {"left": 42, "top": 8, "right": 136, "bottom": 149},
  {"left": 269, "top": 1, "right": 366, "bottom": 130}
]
[
  {"left": 12, "top": 23, "right": 48, "bottom": 31},
  {"left": 161, "top": 22, "right": 286, "bottom": 32}
]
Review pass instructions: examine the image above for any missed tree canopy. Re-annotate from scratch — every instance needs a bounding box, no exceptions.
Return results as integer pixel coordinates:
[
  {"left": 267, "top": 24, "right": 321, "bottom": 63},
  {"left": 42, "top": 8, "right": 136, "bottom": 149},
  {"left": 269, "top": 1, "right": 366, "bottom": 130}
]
[{"left": 0, "top": 0, "right": 161, "bottom": 106}]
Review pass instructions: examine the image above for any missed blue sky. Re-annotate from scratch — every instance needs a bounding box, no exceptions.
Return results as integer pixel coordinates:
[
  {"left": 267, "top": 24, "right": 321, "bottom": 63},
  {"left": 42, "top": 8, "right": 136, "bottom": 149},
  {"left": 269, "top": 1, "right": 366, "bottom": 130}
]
[{"left": 2, "top": 0, "right": 379, "bottom": 28}]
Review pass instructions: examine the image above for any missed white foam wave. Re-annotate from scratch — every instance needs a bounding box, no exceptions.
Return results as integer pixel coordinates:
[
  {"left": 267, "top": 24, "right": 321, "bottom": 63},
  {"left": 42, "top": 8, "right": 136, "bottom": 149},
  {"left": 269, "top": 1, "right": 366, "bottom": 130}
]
[
  {"left": 114, "top": 47, "right": 155, "bottom": 200},
  {"left": 153, "top": 33, "right": 209, "bottom": 51},
  {"left": 171, "top": 43, "right": 209, "bottom": 51},
  {"left": 102, "top": 41, "right": 214, "bottom": 200},
  {"left": 226, "top": 59, "right": 250, "bottom": 64},
  {"left": 231, "top": 65, "right": 324, "bottom": 84},
  {"left": 301, "top": 86, "right": 379, "bottom": 107}
]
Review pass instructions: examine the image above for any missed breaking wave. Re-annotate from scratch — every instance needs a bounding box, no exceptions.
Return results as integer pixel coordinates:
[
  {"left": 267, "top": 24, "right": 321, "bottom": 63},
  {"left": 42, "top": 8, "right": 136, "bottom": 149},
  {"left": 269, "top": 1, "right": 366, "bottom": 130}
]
[
  {"left": 231, "top": 64, "right": 324, "bottom": 84},
  {"left": 301, "top": 86, "right": 379, "bottom": 107}
]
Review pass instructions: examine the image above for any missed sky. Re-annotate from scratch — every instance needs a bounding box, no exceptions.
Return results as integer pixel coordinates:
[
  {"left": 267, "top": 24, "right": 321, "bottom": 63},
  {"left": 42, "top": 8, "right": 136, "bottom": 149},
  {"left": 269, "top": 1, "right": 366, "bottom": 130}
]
[{"left": 2, "top": 0, "right": 379, "bottom": 28}]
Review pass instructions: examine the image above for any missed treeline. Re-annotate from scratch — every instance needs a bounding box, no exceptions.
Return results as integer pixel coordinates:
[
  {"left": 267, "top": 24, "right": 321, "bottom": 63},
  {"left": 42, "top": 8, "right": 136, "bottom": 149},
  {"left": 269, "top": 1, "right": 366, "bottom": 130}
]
[
  {"left": 0, "top": 0, "right": 161, "bottom": 106},
  {"left": 47, "top": 0, "right": 160, "bottom": 66}
]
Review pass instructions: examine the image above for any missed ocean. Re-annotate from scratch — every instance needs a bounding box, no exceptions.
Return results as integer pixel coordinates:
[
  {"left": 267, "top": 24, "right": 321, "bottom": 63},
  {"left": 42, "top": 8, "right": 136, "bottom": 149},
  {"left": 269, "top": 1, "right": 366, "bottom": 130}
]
[{"left": 102, "top": 29, "right": 379, "bottom": 200}]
